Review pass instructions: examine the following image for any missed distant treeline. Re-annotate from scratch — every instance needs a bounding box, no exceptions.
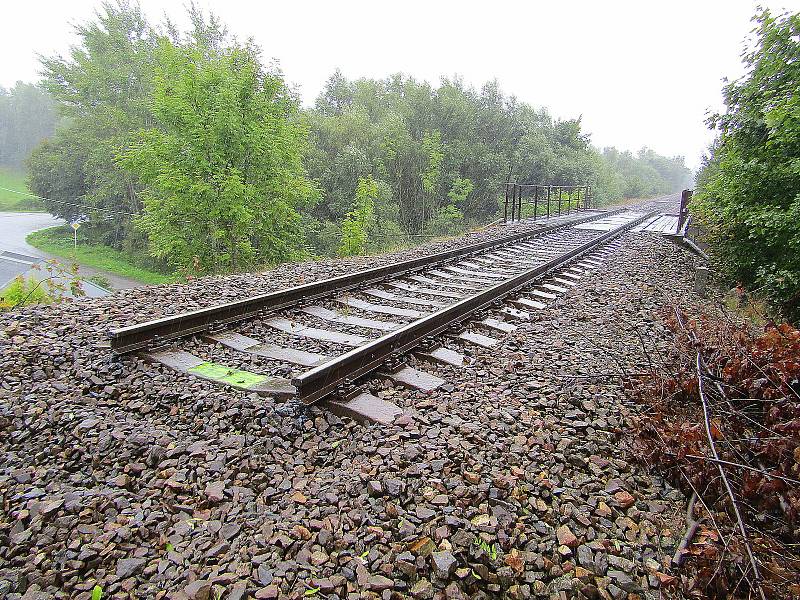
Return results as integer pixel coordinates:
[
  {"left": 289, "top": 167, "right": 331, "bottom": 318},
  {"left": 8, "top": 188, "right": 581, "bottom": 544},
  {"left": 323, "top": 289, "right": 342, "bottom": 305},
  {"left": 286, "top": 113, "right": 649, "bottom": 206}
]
[
  {"left": 11, "top": 1, "right": 690, "bottom": 274},
  {"left": 303, "top": 73, "right": 691, "bottom": 256},
  {"left": 0, "top": 83, "right": 57, "bottom": 168}
]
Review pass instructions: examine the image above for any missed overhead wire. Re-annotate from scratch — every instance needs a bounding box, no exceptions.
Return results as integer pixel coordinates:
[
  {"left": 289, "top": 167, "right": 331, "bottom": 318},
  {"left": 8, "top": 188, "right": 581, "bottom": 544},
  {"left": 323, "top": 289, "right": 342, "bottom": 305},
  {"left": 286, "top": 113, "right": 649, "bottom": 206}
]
[{"left": 0, "top": 185, "right": 137, "bottom": 217}]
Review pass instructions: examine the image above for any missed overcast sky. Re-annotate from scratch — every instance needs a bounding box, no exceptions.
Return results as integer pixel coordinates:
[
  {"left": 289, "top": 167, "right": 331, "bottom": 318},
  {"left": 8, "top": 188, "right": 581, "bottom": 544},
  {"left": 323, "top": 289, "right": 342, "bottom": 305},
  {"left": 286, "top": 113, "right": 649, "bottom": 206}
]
[{"left": 2, "top": 0, "right": 799, "bottom": 170}]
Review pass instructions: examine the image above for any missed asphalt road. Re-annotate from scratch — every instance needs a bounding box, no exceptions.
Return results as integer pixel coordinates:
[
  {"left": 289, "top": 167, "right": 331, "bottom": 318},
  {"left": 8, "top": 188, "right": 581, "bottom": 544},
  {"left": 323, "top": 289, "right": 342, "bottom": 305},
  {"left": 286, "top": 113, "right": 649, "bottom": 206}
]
[
  {"left": 0, "top": 212, "right": 141, "bottom": 293},
  {"left": 0, "top": 212, "right": 63, "bottom": 256},
  {"left": 0, "top": 212, "right": 64, "bottom": 289}
]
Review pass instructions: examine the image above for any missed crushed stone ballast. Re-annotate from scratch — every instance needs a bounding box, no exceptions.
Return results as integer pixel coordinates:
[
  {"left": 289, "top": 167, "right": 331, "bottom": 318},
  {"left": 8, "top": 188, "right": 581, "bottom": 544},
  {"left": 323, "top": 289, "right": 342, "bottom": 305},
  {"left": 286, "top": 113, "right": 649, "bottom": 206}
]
[{"left": 108, "top": 208, "right": 657, "bottom": 422}]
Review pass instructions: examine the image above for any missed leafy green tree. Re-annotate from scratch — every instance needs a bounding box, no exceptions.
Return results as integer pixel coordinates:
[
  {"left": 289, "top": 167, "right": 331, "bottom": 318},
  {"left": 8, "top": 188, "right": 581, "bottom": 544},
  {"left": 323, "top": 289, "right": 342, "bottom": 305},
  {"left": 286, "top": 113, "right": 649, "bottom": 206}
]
[
  {"left": 427, "top": 204, "right": 464, "bottom": 235},
  {"left": 32, "top": 0, "right": 158, "bottom": 246},
  {"left": 601, "top": 146, "right": 689, "bottom": 199},
  {"left": 448, "top": 177, "right": 474, "bottom": 206},
  {"left": 420, "top": 129, "right": 444, "bottom": 232},
  {"left": 693, "top": 9, "right": 800, "bottom": 319},
  {"left": 304, "top": 72, "right": 690, "bottom": 256},
  {"left": 121, "top": 36, "right": 315, "bottom": 272},
  {"left": 339, "top": 175, "right": 377, "bottom": 256},
  {"left": 27, "top": 127, "right": 88, "bottom": 223},
  {"left": 425, "top": 176, "right": 472, "bottom": 235}
]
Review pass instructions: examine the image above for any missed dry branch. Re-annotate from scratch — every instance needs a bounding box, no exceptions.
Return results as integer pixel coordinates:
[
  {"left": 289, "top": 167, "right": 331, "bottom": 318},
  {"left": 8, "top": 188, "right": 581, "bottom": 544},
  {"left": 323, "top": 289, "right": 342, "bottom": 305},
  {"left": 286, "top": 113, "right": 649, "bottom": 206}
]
[{"left": 697, "top": 353, "right": 765, "bottom": 600}]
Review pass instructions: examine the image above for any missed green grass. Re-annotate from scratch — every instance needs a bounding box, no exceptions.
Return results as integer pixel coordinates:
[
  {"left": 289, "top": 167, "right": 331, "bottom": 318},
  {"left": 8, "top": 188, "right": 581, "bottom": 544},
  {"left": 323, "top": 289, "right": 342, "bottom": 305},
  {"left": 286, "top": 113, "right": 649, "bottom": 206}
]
[
  {"left": 0, "top": 167, "right": 43, "bottom": 212},
  {"left": 26, "top": 226, "right": 178, "bottom": 285}
]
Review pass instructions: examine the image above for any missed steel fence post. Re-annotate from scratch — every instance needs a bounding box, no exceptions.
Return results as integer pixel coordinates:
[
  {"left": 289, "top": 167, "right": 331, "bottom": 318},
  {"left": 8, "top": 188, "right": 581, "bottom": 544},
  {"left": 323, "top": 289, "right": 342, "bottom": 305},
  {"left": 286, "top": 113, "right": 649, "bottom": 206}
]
[
  {"left": 547, "top": 186, "right": 551, "bottom": 219},
  {"left": 504, "top": 183, "right": 509, "bottom": 223}
]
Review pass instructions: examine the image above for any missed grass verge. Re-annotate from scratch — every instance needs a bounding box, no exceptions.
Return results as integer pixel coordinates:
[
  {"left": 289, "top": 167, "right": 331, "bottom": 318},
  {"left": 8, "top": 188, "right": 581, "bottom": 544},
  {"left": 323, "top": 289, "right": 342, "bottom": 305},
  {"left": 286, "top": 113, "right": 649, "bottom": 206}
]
[
  {"left": 26, "top": 226, "right": 178, "bottom": 285},
  {"left": 0, "top": 167, "right": 43, "bottom": 212}
]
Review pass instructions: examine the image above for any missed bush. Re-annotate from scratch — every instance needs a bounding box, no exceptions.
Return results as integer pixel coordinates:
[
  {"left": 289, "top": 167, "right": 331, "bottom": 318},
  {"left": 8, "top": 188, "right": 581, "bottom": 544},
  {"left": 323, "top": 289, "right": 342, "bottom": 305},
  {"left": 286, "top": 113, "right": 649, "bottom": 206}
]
[
  {"left": 87, "top": 275, "right": 112, "bottom": 290},
  {"left": 0, "top": 275, "right": 51, "bottom": 309},
  {"left": 426, "top": 204, "right": 464, "bottom": 235},
  {"left": 693, "top": 9, "right": 800, "bottom": 321},
  {"left": 338, "top": 176, "right": 377, "bottom": 257},
  {"left": 630, "top": 307, "right": 800, "bottom": 598}
]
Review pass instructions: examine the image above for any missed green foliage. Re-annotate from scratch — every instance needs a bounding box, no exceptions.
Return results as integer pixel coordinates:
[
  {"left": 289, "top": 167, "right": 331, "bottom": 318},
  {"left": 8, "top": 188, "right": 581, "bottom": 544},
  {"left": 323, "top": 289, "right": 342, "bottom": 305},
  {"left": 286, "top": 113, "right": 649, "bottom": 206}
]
[
  {"left": 305, "top": 73, "right": 691, "bottom": 255},
  {"left": 601, "top": 146, "right": 691, "bottom": 199},
  {"left": 427, "top": 203, "right": 464, "bottom": 235},
  {"left": 87, "top": 275, "right": 112, "bottom": 290},
  {"left": 121, "top": 30, "right": 315, "bottom": 273},
  {"left": 693, "top": 9, "right": 800, "bottom": 320},
  {"left": 91, "top": 585, "right": 103, "bottom": 600},
  {"left": 420, "top": 129, "right": 444, "bottom": 228},
  {"left": 30, "top": 0, "right": 157, "bottom": 246},
  {"left": 30, "top": 2, "right": 316, "bottom": 274},
  {"left": 26, "top": 226, "right": 176, "bottom": 285},
  {"left": 35, "top": 260, "right": 86, "bottom": 302},
  {"left": 0, "top": 259, "right": 87, "bottom": 310},
  {"left": 448, "top": 177, "right": 474, "bottom": 206},
  {"left": 0, "top": 275, "right": 51, "bottom": 309},
  {"left": 338, "top": 176, "right": 377, "bottom": 256},
  {"left": 472, "top": 536, "right": 499, "bottom": 561}
]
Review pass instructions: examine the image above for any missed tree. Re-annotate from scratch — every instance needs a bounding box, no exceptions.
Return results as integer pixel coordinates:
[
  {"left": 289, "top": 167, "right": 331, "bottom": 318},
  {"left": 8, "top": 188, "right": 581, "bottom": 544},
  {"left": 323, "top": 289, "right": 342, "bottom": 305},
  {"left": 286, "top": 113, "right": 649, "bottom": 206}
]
[
  {"left": 420, "top": 129, "right": 443, "bottom": 232},
  {"left": 32, "top": 0, "right": 158, "bottom": 246},
  {"left": 25, "top": 2, "right": 693, "bottom": 273},
  {"left": 29, "top": 2, "right": 316, "bottom": 273},
  {"left": 27, "top": 126, "right": 88, "bottom": 223},
  {"left": 693, "top": 9, "right": 800, "bottom": 320},
  {"left": 304, "top": 71, "right": 690, "bottom": 257},
  {"left": 0, "top": 83, "right": 57, "bottom": 167},
  {"left": 121, "top": 36, "right": 316, "bottom": 272},
  {"left": 600, "top": 146, "right": 689, "bottom": 199},
  {"left": 339, "top": 175, "right": 377, "bottom": 256}
]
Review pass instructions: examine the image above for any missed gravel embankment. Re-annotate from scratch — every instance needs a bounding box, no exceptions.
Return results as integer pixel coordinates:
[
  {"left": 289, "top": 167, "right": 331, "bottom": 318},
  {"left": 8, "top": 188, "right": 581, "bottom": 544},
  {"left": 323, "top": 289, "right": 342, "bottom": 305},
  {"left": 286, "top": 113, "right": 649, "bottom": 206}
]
[{"left": 1, "top": 208, "right": 705, "bottom": 600}]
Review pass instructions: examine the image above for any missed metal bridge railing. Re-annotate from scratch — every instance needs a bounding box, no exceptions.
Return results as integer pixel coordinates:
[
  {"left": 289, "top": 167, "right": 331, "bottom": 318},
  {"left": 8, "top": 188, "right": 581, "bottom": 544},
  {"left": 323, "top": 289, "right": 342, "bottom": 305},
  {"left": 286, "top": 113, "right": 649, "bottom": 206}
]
[
  {"left": 676, "top": 188, "right": 710, "bottom": 258},
  {"left": 503, "top": 183, "right": 593, "bottom": 223},
  {"left": 677, "top": 189, "right": 693, "bottom": 233}
]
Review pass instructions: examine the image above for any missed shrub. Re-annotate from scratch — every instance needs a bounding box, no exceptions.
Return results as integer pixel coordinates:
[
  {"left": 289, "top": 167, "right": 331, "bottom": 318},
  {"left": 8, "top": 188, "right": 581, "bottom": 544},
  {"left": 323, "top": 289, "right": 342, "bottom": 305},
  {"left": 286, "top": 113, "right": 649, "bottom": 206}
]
[
  {"left": 426, "top": 204, "right": 464, "bottom": 235},
  {"left": 338, "top": 176, "right": 377, "bottom": 257},
  {"left": 87, "top": 274, "right": 112, "bottom": 290},
  {"left": 693, "top": 9, "right": 800, "bottom": 321},
  {"left": 0, "top": 275, "right": 51, "bottom": 309}
]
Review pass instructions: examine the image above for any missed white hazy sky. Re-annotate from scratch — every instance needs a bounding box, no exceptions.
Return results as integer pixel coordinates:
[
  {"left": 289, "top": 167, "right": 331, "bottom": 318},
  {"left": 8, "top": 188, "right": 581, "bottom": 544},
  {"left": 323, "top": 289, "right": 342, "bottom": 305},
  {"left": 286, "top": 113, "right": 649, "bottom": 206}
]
[{"left": 3, "top": 0, "right": 799, "bottom": 170}]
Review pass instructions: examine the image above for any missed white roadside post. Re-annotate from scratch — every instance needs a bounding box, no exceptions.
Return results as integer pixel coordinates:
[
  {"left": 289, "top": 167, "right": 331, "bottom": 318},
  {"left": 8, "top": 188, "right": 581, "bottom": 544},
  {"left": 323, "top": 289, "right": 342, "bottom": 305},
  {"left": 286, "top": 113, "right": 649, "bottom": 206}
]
[{"left": 71, "top": 222, "right": 80, "bottom": 250}]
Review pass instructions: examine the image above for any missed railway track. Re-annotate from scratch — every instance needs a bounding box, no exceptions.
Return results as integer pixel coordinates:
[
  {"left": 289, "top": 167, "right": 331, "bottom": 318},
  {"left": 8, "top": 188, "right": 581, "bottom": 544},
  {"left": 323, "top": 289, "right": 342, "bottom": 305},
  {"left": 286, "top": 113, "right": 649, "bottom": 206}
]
[{"left": 109, "top": 208, "right": 655, "bottom": 422}]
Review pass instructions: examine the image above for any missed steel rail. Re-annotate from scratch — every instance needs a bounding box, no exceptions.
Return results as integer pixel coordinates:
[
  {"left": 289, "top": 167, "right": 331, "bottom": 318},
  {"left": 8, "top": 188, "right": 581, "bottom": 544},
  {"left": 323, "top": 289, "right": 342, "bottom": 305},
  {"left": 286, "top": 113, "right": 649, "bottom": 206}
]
[
  {"left": 293, "top": 211, "right": 655, "bottom": 403},
  {"left": 108, "top": 210, "right": 619, "bottom": 354}
]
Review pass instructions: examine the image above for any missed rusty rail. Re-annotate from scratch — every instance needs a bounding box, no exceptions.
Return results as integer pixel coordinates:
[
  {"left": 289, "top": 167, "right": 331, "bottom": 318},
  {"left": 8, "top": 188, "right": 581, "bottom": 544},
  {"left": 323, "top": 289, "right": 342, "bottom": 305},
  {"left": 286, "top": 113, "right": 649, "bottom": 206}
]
[
  {"left": 293, "top": 210, "right": 654, "bottom": 403},
  {"left": 109, "top": 209, "right": 619, "bottom": 354}
]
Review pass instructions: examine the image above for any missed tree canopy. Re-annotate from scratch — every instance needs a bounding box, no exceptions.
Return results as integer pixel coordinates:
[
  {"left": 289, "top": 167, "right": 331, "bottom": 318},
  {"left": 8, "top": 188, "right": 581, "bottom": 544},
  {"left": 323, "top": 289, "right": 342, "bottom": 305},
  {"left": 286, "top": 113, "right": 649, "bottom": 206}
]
[
  {"left": 121, "top": 36, "right": 314, "bottom": 272},
  {"left": 29, "top": 0, "right": 158, "bottom": 247},
  {"left": 29, "top": 1, "right": 314, "bottom": 273},
  {"left": 303, "top": 71, "right": 691, "bottom": 255},
  {"left": 693, "top": 9, "right": 800, "bottom": 320},
  {"left": 24, "top": 1, "right": 691, "bottom": 275}
]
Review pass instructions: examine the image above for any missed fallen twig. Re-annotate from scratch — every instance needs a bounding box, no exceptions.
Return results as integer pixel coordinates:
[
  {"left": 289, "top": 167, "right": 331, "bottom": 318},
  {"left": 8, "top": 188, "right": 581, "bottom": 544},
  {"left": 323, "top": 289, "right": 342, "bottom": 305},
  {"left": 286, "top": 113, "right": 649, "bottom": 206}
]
[
  {"left": 672, "top": 491, "right": 702, "bottom": 567},
  {"left": 696, "top": 353, "right": 766, "bottom": 600}
]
